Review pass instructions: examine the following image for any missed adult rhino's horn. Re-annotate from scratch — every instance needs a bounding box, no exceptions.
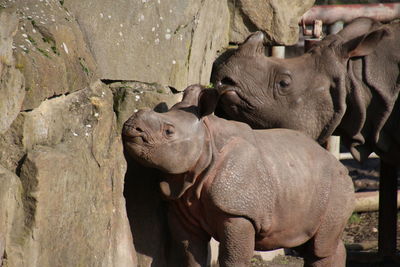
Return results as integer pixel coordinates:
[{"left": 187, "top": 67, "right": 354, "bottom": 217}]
[{"left": 237, "top": 31, "right": 265, "bottom": 56}]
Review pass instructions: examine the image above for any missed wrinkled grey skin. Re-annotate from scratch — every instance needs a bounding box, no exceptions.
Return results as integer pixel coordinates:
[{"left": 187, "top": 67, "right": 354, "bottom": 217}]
[
  {"left": 123, "top": 85, "right": 354, "bottom": 267},
  {"left": 212, "top": 18, "right": 400, "bottom": 165}
]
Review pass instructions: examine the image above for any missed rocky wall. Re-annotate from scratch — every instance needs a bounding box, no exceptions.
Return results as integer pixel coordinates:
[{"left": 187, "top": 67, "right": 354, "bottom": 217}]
[
  {"left": 0, "top": 1, "right": 136, "bottom": 266},
  {"left": 0, "top": 0, "right": 315, "bottom": 266},
  {"left": 4, "top": 0, "right": 98, "bottom": 111},
  {"left": 64, "top": 0, "right": 230, "bottom": 90},
  {"left": 228, "top": 0, "right": 315, "bottom": 45},
  {"left": 2, "top": 81, "right": 136, "bottom": 267}
]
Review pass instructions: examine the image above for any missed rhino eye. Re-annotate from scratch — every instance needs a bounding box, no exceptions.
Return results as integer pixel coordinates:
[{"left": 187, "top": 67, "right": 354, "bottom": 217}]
[
  {"left": 163, "top": 124, "right": 175, "bottom": 138},
  {"left": 221, "top": 77, "right": 237, "bottom": 87},
  {"left": 275, "top": 73, "right": 292, "bottom": 96},
  {"left": 279, "top": 79, "right": 290, "bottom": 88}
]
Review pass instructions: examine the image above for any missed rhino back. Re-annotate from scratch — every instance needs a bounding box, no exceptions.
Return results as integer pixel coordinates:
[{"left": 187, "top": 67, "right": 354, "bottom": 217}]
[{"left": 206, "top": 123, "right": 348, "bottom": 236}]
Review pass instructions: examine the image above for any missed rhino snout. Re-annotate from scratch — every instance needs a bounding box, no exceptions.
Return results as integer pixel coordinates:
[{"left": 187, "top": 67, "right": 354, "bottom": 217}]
[
  {"left": 219, "top": 89, "right": 255, "bottom": 112},
  {"left": 122, "top": 125, "right": 149, "bottom": 145},
  {"left": 122, "top": 109, "right": 159, "bottom": 143},
  {"left": 122, "top": 113, "right": 151, "bottom": 145},
  {"left": 220, "top": 90, "right": 242, "bottom": 106}
]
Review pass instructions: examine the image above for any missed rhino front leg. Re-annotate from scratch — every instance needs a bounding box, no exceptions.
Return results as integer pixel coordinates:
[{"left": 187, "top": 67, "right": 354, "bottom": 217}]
[
  {"left": 301, "top": 240, "right": 346, "bottom": 267},
  {"left": 167, "top": 209, "right": 210, "bottom": 267},
  {"left": 218, "top": 217, "right": 255, "bottom": 267},
  {"left": 320, "top": 241, "right": 346, "bottom": 267}
]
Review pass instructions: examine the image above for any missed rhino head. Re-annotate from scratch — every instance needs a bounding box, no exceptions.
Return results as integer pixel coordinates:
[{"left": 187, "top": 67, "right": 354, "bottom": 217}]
[
  {"left": 122, "top": 85, "right": 218, "bottom": 199},
  {"left": 212, "top": 18, "right": 389, "bottom": 148}
]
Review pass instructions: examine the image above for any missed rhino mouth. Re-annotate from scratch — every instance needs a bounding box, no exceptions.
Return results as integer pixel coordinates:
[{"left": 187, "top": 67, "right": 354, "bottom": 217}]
[
  {"left": 123, "top": 135, "right": 146, "bottom": 145},
  {"left": 219, "top": 89, "right": 255, "bottom": 115},
  {"left": 122, "top": 126, "right": 149, "bottom": 145}
]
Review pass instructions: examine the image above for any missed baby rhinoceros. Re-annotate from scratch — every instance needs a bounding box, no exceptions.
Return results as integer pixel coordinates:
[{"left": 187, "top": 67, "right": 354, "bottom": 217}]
[{"left": 122, "top": 85, "right": 355, "bottom": 267}]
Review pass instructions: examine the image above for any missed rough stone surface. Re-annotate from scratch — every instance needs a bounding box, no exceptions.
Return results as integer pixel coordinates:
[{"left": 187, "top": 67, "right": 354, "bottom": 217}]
[
  {"left": 0, "top": 165, "right": 24, "bottom": 267},
  {"left": 0, "top": 113, "right": 25, "bottom": 174},
  {"left": 1, "top": 0, "right": 98, "bottom": 110},
  {"left": 111, "top": 81, "right": 182, "bottom": 266},
  {"left": 0, "top": 81, "right": 136, "bottom": 267},
  {"left": 64, "top": 0, "right": 229, "bottom": 90},
  {"left": 124, "top": 158, "right": 170, "bottom": 267},
  {"left": 110, "top": 81, "right": 182, "bottom": 131},
  {"left": 0, "top": 10, "right": 25, "bottom": 134},
  {"left": 228, "top": 0, "right": 315, "bottom": 45}
]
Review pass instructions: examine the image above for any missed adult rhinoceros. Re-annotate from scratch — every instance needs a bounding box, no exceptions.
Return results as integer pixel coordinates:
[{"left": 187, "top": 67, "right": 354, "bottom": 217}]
[
  {"left": 212, "top": 17, "right": 399, "bottom": 165},
  {"left": 212, "top": 17, "right": 400, "bottom": 258}
]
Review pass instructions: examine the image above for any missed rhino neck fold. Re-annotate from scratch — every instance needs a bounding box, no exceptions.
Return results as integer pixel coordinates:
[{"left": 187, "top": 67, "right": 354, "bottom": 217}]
[
  {"left": 160, "top": 125, "right": 213, "bottom": 202},
  {"left": 316, "top": 75, "right": 348, "bottom": 145},
  {"left": 182, "top": 120, "right": 215, "bottom": 204},
  {"left": 336, "top": 56, "right": 399, "bottom": 162},
  {"left": 174, "top": 116, "right": 224, "bottom": 205}
]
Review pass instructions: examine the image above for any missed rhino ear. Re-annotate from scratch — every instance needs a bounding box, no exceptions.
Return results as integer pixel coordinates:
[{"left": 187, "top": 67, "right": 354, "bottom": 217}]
[
  {"left": 171, "top": 84, "right": 203, "bottom": 110},
  {"left": 238, "top": 31, "right": 266, "bottom": 56},
  {"left": 343, "top": 28, "right": 389, "bottom": 58},
  {"left": 198, "top": 88, "right": 219, "bottom": 118}
]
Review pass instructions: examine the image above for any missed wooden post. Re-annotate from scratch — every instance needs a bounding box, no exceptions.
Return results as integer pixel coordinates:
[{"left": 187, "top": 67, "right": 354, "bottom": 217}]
[
  {"left": 326, "top": 136, "right": 340, "bottom": 159},
  {"left": 378, "top": 162, "right": 398, "bottom": 260},
  {"left": 354, "top": 190, "right": 400, "bottom": 213},
  {"left": 271, "top": 46, "right": 285, "bottom": 59}
]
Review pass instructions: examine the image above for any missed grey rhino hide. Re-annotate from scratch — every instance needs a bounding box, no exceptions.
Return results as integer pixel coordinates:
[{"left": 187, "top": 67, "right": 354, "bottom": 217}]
[{"left": 212, "top": 17, "right": 400, "bottom": 164}]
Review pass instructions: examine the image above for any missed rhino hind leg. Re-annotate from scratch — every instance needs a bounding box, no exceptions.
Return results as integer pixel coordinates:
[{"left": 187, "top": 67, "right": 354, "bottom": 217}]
[{"left": 302, "top": 176, "right": 354, "bottom": 266}]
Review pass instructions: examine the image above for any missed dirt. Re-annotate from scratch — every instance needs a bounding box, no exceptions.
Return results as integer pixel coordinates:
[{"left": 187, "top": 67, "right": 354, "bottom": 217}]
[
  {"left": 342, "top": 157, "right": 382, "bottom": 253},
  {"left": 250, "top": 255, "right": 304, "bottom": 267},
  {"left": 342, "top": 157, "right": 400, "bottom": 252}
]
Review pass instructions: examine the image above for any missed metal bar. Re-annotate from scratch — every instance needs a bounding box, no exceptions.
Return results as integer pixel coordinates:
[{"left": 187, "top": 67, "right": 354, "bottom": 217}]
[
  {"left": 378, "top": 161, "right": 398, "bottom": 259},
  {"left": 301, "top": 3, "right": 400, "bottom": 25}
]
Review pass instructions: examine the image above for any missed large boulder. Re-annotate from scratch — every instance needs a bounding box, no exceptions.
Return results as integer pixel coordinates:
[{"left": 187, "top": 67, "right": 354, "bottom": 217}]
[
  {"left": 0, "top": 81, "right": 136, "bottom": 267},
  {"left": 64, "top": 0, "right": 230, "bottom": 90},
  {"left": 228, "top": 0, "right": 315, "bottom": 45},
  {"left": 0, "top": 10, "right": 25, "bottom": 134},
  {"left": 2, "top": 0, "right": 98, "bottom": 110},
  {"left": 110, "top": 81, "right": 182, "bottom": 130},
  {"left": 0, "top": 165, "right": 24, "bottom": 267}
]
